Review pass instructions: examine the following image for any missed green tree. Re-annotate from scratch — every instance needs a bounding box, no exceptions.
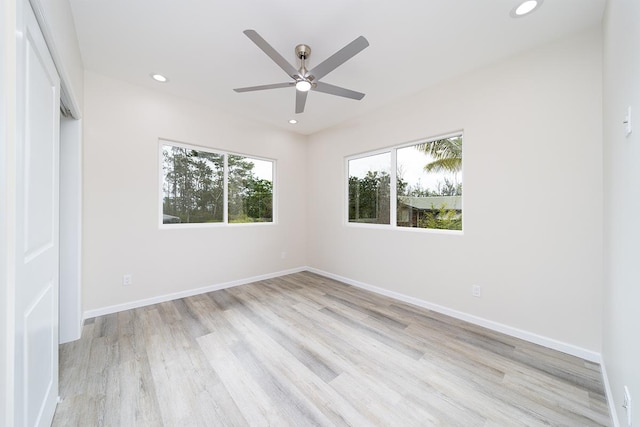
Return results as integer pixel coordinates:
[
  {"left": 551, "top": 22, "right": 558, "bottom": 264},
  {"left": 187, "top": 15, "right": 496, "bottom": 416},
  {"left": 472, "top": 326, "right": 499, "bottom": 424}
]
[
  {"left": 434, "top": 177, "right": 462, "bottom": 196},
  {"left": 163, "top": 146, "right": 212, "bottom": 223},
  {"left": 419, "top": 204, "right": 462, "bottom": 230},
  {"left": 190, "top": 150, "right": 224, "bottom": 222},
  {"left": 227, "top": 155, "right": 258, "bottom": 221},
  {"left": 418, "top": 136, "right": 462, "bottom": 174},
  {"left": 162, "top": 148, "right": 274, "bottom": 224},
  {"left": 245, "top": 178, "right": 273, "bottom": 221},
  {"left": 414, "top": 136, "right": 463, "bottom": 230},
  {"left": 349, "top": 171, "right": 390, "bottom": 224}
]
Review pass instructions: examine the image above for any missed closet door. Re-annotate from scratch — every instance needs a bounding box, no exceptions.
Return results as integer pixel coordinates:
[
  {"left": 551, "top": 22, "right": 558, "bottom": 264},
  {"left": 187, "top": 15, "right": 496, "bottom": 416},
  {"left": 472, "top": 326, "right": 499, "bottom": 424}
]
[{"left": 14, "top": 0, "right": 61, "bottom": 425}]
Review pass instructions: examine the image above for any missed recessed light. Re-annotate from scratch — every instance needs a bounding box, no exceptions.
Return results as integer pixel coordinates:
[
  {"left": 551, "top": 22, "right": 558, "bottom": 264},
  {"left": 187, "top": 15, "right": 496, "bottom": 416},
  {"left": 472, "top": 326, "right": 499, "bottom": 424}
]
[
  {"left": 151, "top": 73, "right": 168, "bottom": 83},
  {"left": 510, "top": 0, "right": 542, "bottom": 17},
  {"left": 288, "top": 119, "right": 298, "bottom": 124}
]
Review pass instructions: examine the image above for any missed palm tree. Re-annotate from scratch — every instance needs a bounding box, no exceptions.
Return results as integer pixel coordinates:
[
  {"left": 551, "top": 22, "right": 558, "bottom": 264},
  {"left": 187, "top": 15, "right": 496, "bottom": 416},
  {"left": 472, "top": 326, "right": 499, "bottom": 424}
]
[{"left": 417, "top": 136, "right": 462, "bottom": 173}]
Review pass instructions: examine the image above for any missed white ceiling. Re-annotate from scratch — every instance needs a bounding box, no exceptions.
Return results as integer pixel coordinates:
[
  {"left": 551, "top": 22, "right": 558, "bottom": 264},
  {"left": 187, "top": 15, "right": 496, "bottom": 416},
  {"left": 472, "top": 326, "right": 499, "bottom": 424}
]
[{"left": 68, "top": 0, "right": 606, "bottom": 135}]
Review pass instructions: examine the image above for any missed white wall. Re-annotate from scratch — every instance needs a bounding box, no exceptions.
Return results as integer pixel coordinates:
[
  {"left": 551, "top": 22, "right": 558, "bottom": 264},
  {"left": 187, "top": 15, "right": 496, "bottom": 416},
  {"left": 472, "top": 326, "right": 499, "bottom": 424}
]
[
  {"left": 82, "top": 71, "right": 308, "bottom": 313},
  {"left": 603, "top": 0, "right": 640, "bottom": 426},
  {"left": 307, "top": 28, "right": 603, "bottom": 354}
]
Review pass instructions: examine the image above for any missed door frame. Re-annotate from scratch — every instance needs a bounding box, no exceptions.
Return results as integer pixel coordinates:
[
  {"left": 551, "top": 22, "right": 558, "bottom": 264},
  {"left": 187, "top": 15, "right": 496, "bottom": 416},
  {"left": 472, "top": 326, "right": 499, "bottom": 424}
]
[
  {"left": 28, "top": 0, "right": 83, "bottom": 344},
  {"left": 59, "top": 115, "right": 82, "bottom": 344},
  {"left": 1, "top": 0, "right": 82, "bottom": 423},
  {"left": 1, "top": 1, "right": 18, "bottom": 425}
]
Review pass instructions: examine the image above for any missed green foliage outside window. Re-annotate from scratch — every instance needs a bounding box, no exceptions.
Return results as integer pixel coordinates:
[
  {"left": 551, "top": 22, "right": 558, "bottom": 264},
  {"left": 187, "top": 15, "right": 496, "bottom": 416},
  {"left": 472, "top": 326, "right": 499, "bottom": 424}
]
[
  {"left": 228, "top": 154, "right": 273, "bottom": 223},
  {"left": 418, "top": 204, "right": 462, "bottom": 230},
  {"left": 162, "top": 144, "right": 273, "bottom": 224},
  {"left": 348, "top": 171, "right": 391, "bottom": 224},
  {"left": 348, "top": 134, "right": 463, "bottom": 231}
]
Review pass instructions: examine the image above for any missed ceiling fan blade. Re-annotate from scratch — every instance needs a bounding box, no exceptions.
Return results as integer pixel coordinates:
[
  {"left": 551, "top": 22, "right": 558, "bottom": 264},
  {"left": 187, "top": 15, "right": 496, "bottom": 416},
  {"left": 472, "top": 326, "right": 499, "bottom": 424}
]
[
  {"left": 243, "top": 30, "right": 299, "bottom": 78},
  {"left": 308, "top": 36, "right": 369, "bottom": 80},
  {"left": 313, "top": 82, "right": 365, "bottom": 100},
  {"left": 295, "top": 90, "right": 308, "bottom": 114},
  {"left": 234, "top": 82, "right": 293, "bottom": 93}
]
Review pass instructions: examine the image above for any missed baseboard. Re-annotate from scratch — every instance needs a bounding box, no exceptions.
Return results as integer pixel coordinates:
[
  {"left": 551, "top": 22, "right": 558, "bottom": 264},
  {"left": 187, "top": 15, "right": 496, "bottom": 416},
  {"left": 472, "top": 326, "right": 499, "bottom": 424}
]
[
  {"left": 85, "top": 265, "right": 602, "bottom": 363},
  {"left": 310, "top": 267, "right": 621, "bottom": 424},
  {"left": 306, "top": 267, "right": 602, "bottom": 363},
  {"left": 83, "top": 265, "right": 601, "bottom": 364},
  {"left": 81, "top": 265, "right": 615, "bottom": 422},
  {"left": 82, "top": 267, "right": 307, "bottom": 321}
]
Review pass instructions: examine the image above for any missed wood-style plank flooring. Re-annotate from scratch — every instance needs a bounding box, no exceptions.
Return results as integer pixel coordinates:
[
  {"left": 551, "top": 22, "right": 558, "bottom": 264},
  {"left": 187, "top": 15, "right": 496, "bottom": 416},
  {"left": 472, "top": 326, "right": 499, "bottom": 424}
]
[{"left": 53, "top": 272, "right": 611, "bottom": 426}]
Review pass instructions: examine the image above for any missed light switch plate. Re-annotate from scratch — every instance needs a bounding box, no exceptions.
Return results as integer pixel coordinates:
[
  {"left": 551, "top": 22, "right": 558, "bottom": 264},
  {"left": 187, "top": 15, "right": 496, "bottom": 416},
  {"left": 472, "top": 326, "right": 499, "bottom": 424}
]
[
  {"left": 623, "top": 386, "right": 632, "bottom": 426},
  {"left": 625, "top": 106, "right": 632, "bottom": 136}
]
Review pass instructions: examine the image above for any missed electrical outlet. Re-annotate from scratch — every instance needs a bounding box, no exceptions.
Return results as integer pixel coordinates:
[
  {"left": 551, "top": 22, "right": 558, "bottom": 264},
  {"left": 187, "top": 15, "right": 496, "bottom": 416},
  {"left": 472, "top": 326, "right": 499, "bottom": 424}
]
[
  {"left": 281, "top": 251, "right": 287, "bottom": 259},
  {"left": 123, "top": 274, "right": 132, "bottom": 286},
  {"left": 472, "top": 285, "right": 482, "bottom": 298},
  {"left": 623, "top": 386, "right": 632, "bottom": 426}
]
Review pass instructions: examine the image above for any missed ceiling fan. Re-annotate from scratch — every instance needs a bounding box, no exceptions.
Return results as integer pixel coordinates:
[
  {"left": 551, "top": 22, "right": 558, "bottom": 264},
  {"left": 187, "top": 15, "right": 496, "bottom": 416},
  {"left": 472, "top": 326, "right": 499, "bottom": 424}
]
[{"left": 233, "top": 30, "right": 369, "bottom": 114}]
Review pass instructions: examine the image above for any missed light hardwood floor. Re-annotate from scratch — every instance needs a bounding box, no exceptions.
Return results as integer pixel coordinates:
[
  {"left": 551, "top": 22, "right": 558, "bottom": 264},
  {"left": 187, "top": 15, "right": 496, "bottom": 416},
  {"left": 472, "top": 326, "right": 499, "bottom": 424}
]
[{"left": 52, "top": 272, "right": 611, "bottom": 426}]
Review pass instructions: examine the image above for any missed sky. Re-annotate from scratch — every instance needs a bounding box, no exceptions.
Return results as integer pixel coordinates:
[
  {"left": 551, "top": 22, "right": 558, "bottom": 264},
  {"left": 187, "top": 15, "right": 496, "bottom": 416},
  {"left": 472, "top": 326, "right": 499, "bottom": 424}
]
[
  {"left": 349, "top": 146, "right": 461, "bottom": 191},
  {"left": 249, "top": 158, "right": 273, "bottom": 181},
  {"left": 162, "top": 143, "right": 274, "bottom": 182}
]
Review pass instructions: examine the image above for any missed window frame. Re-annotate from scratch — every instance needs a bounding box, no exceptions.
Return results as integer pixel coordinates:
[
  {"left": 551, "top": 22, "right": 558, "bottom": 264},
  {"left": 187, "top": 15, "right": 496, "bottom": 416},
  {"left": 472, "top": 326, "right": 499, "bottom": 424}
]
[
  {"left": 159, "top": 139, "right": 276, "bottom": 228},
  {"left": 345, "top": 147, "right": 396, "bottom": 227},
  {"left": 345, "top": 131, "right": 463, "bottom": 234}
]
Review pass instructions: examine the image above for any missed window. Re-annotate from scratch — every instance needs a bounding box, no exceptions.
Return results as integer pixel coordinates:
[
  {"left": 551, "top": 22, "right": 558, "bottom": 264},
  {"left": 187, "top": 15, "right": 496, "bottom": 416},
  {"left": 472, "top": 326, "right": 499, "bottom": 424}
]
[
  {"left": 348, "top": 153, "right": 391, "bottom": 224},
  {"left": 347, "top": 134, "right": 462, "bottom": 231},
  {"left": 228, "top": 155, "right": 274, "bottom": 223},
  {"left": 161, "top": 141, "right": 274, "bottom": 225},
  {"left": 162, "top": 145, "right": 224, "bottom": 224}
]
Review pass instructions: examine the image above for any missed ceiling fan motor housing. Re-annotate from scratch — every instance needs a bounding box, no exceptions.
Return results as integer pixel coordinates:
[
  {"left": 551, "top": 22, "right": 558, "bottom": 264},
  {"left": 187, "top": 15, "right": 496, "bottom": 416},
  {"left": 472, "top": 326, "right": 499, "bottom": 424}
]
[
  {"left": 295, "top": 44, "right": 312, "bottom": 80},
  {"left": 295, "top": 44, "right": 311, "bottom": 59}
]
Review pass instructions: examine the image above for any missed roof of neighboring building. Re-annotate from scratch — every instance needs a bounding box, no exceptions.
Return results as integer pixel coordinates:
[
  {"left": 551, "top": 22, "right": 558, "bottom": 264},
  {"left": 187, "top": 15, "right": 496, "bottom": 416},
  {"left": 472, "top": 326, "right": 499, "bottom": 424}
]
[
  {"left": 398, "top": 196, "right": 462, "bottom": 210},
  {"left": 163, "top": 214, "right": 182, "bottom": 224}
]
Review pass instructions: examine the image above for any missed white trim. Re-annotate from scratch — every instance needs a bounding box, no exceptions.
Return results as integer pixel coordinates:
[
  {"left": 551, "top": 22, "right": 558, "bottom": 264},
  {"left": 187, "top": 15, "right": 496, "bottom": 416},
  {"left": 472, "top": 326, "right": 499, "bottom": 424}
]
[
  {"left": 1, "top": 1, "right": 18, "bottom": 424},
  {"left": 28, "top": 0, "right": 81, "bottom": 119},
  {"left": 27, "top": 0, "right": 84, "bottom": 347},
  {"left": 390, "top": 148, "right": 398, "bottom": 226},
  {"left": 158, "top": 141, "right": 164, "bottom": 227},
  {"left": 223, "top": 150, "right": 229, "bottom": 224},
  {"left": 600, "top": 359, "right": 620, "bottom": 427},
  {"left": 82, "top": 267, "right": 306, "bottom": 320},
  {"left": 58, "top": 117, "right": 82, "bottom": 343},
  {"left": 345, "top": 131, "right": 464, "bottom": 232},
  {"left": 307, "top": 267, "right": 602, "bottom": 363},
  {"left": 345, "top": 220, "right": 464, "bottom": 235},
  {"left": 158, "top": 139, "right": 276, "bottom": 228},
  {"left": 345, "top": 151, "right": 393, "bottom": 226},
  {"left": 345, "top": 129, "right": 464, "bottom": 161},
  {"left": 78, "top": 265, "right": 617, "bottom": 421},
  {"left": 83, "top": 265, "right": 604, "bottom": 365},
  {"left": 158, "top": 221, "right": 277, "bottom": 230}
]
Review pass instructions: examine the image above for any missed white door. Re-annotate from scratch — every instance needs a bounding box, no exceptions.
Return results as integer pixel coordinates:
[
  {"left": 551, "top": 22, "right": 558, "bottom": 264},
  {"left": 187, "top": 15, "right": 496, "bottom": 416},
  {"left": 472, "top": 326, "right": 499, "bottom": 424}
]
[{"left": 15, "top": 0, "right": 61, "bottom": 425}]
